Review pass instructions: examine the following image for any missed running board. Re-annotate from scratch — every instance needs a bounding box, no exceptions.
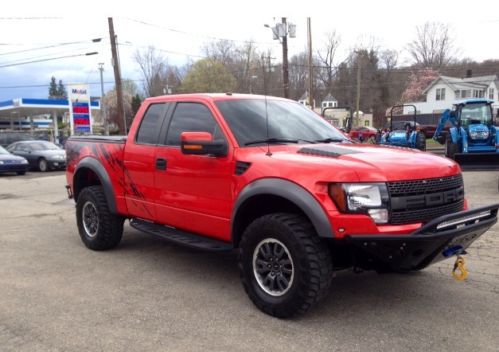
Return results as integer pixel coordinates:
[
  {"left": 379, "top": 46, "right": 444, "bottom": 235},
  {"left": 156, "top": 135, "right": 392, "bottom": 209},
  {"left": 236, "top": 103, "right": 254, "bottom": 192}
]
[{"left": 129, "top": 218, "right": 233, "bottom": 252}]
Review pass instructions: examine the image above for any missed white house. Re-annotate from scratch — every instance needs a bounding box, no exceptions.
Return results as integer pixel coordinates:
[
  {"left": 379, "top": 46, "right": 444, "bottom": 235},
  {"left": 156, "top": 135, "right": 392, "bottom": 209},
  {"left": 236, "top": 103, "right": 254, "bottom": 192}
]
[
  {"left": 298, "top": 91, "right": 316, "bottom": 109},
  {"left": 321, "top": 93, "right": 338, "bottom": 110},
  {"left": 404, "top": 74, "right": 499, "bottom": 115}
]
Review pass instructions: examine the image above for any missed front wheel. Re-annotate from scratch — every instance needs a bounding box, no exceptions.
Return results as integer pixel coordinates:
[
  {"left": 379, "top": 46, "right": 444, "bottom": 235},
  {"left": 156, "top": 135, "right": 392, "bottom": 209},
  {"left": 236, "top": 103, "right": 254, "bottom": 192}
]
[
  {"left": 38, "top": 158, "right": 48, "bottom": 172},
  {"left": 238, "top": 213, "right": 333, "bottom": 318},
  {"left": 445, "top": 138, "right": 459, "bottom": 160},
  {"left": 76, "top": 186, "right": 124, "bottom": 250}
]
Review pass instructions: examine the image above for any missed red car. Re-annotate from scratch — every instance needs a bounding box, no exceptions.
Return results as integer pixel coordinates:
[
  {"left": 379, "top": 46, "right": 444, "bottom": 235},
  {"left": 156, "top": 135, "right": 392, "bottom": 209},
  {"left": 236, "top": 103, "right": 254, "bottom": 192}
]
[
  {"left": 65, "top": 94, "right": 498, "bottom": 318},
  {"left": 348, "top": 126, "right": 378, "bottom": 142}
]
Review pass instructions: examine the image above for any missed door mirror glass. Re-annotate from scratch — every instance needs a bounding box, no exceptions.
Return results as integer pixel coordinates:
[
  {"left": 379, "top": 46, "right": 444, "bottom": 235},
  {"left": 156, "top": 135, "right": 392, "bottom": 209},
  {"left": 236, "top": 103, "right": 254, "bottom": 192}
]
[{"left": 181, "top": 132, "right": 227, "bottom": 157}]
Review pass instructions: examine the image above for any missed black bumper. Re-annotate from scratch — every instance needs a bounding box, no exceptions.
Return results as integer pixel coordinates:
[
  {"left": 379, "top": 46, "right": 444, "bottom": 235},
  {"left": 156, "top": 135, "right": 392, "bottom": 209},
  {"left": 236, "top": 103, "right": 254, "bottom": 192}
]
[
  {"left": 0, "top": 164, "right": 30, "bottom": 174},
  {"left": 346, "top": 204, "right": 499, "bottom": 271},
  {"left": 48, "top": 161, "right": 66, "bottom": 170}
]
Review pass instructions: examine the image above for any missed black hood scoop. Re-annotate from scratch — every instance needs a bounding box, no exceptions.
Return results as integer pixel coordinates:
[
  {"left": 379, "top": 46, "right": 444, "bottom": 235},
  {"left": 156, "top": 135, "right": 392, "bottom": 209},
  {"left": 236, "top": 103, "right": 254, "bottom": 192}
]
[{"left": 297, "top": 145, "right": 362, "bottom": 158}]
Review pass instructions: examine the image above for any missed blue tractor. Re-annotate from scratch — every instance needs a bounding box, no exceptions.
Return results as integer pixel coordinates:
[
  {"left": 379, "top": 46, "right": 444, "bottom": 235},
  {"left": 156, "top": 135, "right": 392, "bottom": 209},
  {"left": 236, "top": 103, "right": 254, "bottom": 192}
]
[
  {"left": 433, "top": 99, "right": 499, "bottom": 163},
  {"left": 380, "top": 104, "right": 426, "bottom": 151}
]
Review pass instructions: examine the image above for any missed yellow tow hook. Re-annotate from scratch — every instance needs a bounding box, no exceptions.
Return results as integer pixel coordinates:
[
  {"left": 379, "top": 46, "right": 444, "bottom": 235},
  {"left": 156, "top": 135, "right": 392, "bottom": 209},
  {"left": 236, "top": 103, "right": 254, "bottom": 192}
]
[{"left": 451, "top": 255, "right": 468, "bottom": 281}]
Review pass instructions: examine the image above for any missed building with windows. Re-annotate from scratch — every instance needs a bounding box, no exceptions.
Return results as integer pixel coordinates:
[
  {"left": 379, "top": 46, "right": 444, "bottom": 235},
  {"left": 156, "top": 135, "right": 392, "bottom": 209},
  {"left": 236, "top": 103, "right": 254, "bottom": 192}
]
[
  {"left": 404, "top": 74, "right": 499, "bottom": 116},
  {"left": 320, "top": 93, "right": 338, "bottom": 111}
]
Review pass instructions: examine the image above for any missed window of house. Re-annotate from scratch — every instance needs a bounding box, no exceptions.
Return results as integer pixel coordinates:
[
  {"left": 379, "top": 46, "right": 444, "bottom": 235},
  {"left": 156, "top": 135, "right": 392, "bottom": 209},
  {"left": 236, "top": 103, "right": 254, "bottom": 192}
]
[
  {"left": 436, "top": 88, "right": 446, "bottom": 101},
  {"left": 136, "top": 103, "right": 168, "bottom": 145},
  {"left": 489, "top": 88, "right": 495, "bottom": 100},
  {"left": 455, "top": 90, "right": 460, "bottom": 99},
  {"left": 165, "top": 102, "right": 223, "bottom": 146},
  {"left": 364, "top": 120, "right": 370, "bottom": 126},
  {"left": 328, "top": 102, "right": 333, "bottom": 107},
  {"left": 473, "top": 90, "right": 485, "bottom": 98},
  {"left": 460, "top": 90, "right": 471, "bottom": 99}
]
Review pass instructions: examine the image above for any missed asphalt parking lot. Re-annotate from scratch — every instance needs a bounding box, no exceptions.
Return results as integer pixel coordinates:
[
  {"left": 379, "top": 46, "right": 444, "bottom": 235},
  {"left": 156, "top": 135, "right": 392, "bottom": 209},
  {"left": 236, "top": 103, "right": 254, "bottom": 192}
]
[{"left": 1, "top": 171, "right": 498, "bottom": 352}]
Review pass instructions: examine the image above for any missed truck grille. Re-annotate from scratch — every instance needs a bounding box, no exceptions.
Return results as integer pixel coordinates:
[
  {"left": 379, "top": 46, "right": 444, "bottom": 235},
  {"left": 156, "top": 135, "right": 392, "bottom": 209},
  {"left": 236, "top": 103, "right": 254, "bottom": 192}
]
[{"left": 387, "top": 175, "right": 465, "bottom": 225}]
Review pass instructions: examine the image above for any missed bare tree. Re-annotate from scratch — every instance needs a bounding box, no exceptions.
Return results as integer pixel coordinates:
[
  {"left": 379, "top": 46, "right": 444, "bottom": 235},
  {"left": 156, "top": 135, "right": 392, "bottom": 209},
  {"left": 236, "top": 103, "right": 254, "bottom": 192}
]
[
  {"left": 407, "top": 22, "right": 456, "bottom": 69},
  {"left": 134, "top": 46, "right": 169, "bottom": 97},
  {"left": 317, "top": 31, "right": 340, "bottom": 92}
]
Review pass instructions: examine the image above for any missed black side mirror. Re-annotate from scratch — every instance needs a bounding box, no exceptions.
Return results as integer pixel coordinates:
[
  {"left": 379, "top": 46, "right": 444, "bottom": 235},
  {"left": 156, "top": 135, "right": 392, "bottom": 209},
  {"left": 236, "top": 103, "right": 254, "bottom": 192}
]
[{"left": 180, "top": 132, "right": 227, "bottom": 157}]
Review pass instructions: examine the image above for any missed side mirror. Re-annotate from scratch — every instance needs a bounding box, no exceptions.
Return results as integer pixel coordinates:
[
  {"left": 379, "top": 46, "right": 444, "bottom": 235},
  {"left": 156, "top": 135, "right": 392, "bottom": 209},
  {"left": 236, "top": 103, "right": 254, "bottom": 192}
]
[{"left": 180, "top": 132, "right": 227, "bottom": 157}]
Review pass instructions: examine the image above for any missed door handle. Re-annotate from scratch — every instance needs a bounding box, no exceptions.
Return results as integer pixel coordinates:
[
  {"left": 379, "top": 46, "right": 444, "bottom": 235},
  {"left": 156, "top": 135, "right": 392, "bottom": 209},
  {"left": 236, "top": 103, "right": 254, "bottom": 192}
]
[{"left": 156, "top": 158, "right": 167, "bottom": 170}]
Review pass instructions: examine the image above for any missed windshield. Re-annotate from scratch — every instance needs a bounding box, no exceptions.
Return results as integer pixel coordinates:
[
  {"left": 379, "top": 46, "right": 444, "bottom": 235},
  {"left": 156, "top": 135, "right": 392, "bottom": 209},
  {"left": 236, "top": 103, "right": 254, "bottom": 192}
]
[
  {"left": 215, "top": 99, "right": 348, "bottom": 146},
  {"left": 460, "top": 103, "right": 492, "bottom": 126},
  {"left": 0, "top": 146, "right": 9, "bottom": 155},
  {"left": 29, "top": 141, "right": 60, "bottom": 151}
]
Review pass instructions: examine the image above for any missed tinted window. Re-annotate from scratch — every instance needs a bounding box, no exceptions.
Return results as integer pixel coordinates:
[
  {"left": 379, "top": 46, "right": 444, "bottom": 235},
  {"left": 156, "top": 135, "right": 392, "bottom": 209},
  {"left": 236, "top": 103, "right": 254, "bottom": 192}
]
[
  {"left": 136, "top": 104, "right": 167, "bottom": 144},
  {"left": 165, "top": 103, "right": 222, "bottom": 146},
  {"left": 215, "top": 99, "right": 347, "bottom": 146}
]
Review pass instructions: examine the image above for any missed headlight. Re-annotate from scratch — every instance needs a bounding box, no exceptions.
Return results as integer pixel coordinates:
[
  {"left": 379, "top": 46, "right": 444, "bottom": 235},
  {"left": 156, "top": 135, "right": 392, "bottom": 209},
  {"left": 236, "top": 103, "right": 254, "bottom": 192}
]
[
  {"left": 21, "top": 159, "right": 28, "bottom": 164},
  {"left": 0, "top": 161, "right": 3, "bottom": 165},
  {"left": 329, "top": 183, "right": 389, "bottom": 224}
]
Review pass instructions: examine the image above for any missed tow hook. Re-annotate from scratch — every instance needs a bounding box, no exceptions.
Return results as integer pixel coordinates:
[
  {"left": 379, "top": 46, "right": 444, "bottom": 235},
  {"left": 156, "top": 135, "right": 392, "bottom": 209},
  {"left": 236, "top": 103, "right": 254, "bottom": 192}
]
[{"left": 451, "top": 255, "right": 468, "bottom": 281}]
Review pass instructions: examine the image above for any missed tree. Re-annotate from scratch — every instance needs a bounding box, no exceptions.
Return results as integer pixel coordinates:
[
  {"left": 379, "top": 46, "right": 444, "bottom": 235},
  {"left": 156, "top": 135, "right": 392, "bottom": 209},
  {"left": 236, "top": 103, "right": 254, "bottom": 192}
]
[
  {"left": 103, "top": 79, "right": 141, "bottom": 133},
  {"left": 181, "top": 59, "right": 237, "bottom": 93},
  {"left": 407, "top": 22, "right": 456, "bottom": 69},
  {"left": 56, "top": 79, "right": 67, "bottom": 99},
  {"left": 48, "top": 77, "right": 58, "bottom": 99},
  {"left": 134, "top": 46, "right": 170, "bottom": 97},
  {"left": 131, "top": 94, "right": 142, "bottom": 116},
  {"left": 400, "top": 68, "right": 439, "bottom": 103},
  {"left": 317, "top": 31, "right": 340, "bottom": 92}
]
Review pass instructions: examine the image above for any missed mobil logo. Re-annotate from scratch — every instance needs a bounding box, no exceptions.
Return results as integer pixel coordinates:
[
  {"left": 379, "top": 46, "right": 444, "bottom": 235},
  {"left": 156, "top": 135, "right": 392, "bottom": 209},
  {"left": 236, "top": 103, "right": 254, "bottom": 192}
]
[{"left": 72, "top": 88, "right": 87, "bottom": 95}]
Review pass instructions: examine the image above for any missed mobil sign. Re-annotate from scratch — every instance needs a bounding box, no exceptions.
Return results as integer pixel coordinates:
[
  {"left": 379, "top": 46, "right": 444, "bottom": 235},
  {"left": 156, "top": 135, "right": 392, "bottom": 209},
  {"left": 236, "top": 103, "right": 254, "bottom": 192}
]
[{"left": 69, "top": 84, "right": 92, "bottom": 134}]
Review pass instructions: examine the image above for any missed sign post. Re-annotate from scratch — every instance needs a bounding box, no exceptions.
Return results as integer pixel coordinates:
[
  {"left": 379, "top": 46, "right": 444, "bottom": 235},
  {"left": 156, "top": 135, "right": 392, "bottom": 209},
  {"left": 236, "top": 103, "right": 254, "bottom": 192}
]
[{"left": 68, "top": 84, "right": 92, "bottom": 135}]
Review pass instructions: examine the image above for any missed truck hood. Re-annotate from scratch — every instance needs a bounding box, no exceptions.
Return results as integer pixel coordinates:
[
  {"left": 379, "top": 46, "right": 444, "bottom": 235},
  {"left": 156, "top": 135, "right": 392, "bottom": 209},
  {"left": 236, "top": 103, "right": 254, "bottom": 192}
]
[{"left": 240, "top": 143, "right": 460, "bottom": 182}]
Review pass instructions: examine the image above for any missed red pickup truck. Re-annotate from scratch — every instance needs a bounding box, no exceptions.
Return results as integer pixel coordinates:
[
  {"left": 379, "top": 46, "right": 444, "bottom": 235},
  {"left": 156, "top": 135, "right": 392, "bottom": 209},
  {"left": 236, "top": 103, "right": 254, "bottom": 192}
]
[{"left": 66, "top": 94, "right": 498, "bottom": 318}]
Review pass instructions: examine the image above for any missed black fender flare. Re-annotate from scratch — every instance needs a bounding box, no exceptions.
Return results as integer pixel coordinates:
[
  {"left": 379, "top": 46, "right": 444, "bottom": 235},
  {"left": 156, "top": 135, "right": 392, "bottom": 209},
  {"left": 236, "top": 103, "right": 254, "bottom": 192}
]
[
  {"left": 232, "top": 178, "right": 334, "bottom": 240},
  {"left": 74, "top": 157, "right": 117, "bottom": 214}
]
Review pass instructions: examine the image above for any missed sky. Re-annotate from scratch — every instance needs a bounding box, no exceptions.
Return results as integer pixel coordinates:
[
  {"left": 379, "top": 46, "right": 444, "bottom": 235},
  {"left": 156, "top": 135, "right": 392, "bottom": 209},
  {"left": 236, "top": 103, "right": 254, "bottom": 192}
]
[{"left": 1, "top": 0, "right": 498, "bottom": 101}]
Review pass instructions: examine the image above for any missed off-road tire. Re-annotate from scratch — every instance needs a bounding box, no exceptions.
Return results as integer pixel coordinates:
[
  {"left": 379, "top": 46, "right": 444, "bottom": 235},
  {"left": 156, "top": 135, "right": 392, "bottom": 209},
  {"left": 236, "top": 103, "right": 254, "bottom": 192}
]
[
  {"left": 238, "top": 213, "right": 333, "bottom": 318},
  {"left": 415, "top": 131, "right": 426, "bottom": 151},
  {"left": 445, "top": 138, "right": 459, "bottom": 160},
  {"left": 76, "top": 186, "right": 124, "bottom": 250},
  {"left": 38, "top": 158, "right": 48, "bottom": 172}
]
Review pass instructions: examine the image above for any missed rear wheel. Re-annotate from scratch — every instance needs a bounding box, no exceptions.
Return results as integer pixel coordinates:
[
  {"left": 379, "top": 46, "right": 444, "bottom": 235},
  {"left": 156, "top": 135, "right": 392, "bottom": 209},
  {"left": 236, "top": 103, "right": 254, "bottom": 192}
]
[
  {"left": 76, "top": 186, "right": 124, "bottom": 250},
  {"left": 445, "top": 138, "right": 459, "bottom": 160},
  {"left": 38, "top": 158, "right": 48, "bottom": 172},
  {"left": 238, "top": 213, "right": 333, "bottom": 318}
]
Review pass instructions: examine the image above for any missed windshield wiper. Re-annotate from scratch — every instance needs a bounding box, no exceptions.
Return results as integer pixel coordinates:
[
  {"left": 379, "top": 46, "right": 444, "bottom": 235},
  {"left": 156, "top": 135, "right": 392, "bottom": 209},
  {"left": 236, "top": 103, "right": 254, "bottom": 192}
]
[
  {"left": 314, "top": 137, "right": 345, "bottom": 143},
  {"left": 245, "top": 138, "right": 299, "bottom": 146}
]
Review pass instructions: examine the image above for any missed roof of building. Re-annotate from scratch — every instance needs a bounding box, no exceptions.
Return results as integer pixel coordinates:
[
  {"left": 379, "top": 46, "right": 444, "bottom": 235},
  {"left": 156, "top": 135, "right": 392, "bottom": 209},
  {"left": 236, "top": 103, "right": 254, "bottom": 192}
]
[
  {"left": 422, "top": 74, "right": 498, "bottom": 95},
  {"left": 322, "top": 93, "right": 337, "bottom": 102}
]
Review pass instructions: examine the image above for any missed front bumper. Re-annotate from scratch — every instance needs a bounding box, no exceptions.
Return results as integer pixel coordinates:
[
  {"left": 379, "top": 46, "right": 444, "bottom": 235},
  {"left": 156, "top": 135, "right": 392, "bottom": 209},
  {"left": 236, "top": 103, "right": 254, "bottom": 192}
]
[
  {"left": 48, "top": 160, "right": 66, "bottom": 170},
  {"left": 346, "top": 204, "right": 498, "bottom": 271},
  {"left": 0, "top": 164, "right": 30, "bottom": 174}
]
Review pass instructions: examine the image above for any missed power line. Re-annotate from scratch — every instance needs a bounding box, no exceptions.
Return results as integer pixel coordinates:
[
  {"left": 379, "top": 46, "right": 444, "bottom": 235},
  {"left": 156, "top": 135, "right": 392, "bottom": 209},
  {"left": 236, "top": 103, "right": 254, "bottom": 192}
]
[
  {"left": 0, "top": 52, "right": 98, "bottom": 68},
  {"left": 0, "top": 79, "right": 145, "bottom": 90},
  {"left": 0, "top": 38, "right": 104, "bottom": 56},
  {"left": 0, "top": 17, "right": 62, "bottom": 20},
  {"left": 120, "top": 17, "right": 277, "bottom": 46}
]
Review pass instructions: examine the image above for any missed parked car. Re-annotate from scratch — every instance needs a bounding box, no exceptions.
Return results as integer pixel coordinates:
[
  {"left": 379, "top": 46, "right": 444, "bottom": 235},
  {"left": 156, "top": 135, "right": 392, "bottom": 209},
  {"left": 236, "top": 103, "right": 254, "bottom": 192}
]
[
  {"left": 0, "top": 132, "right": 34, "bottom": 148},
  {"left": 7, "top": 140, "right": 66, "bottom": 172},
  {"left": 348, "top": 126, "right": 379, "bottom": 142},
  {"left": 0, "top": 145, "right": 29, "bottom": 175}
]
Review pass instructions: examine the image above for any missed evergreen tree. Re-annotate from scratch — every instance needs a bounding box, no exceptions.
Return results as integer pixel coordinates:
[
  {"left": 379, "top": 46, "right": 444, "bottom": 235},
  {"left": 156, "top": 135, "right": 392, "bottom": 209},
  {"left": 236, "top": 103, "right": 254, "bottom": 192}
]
[
  {"left": 56, "top": 80, "right": 67, "bottom": 99},
  {"left": 131, "top": 94, "right": 142, "bottom": 116},
  {"left": 48, "top": 77, "right": 58, "bottom": 98}
]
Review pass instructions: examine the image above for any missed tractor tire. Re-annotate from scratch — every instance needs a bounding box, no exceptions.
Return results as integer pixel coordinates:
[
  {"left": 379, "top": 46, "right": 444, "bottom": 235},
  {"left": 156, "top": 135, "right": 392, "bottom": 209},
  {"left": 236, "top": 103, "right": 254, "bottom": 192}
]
[
  {"left": 415, "top": 132, "right": 426, "bottom": 151},
  {"left": 238, "top": 213, "right": 333, "bottom": 318},
  {"left": 445, "top": 138, "right": 459, "bottom": 160},
  {"left": 76, "top": 186, "right": 124, "bottom": 251}
]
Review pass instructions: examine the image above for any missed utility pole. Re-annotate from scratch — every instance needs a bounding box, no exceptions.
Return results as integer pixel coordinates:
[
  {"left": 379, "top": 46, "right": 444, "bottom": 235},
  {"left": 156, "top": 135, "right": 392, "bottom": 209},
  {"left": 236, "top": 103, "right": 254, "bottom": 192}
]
[
  {"left": 355, "top": 51, "right": 362, "bottom": 128},
  {"left": 98, "top": 63, "right": 109, "bottom": 136},
  {"left": 108, "top": 17, "right": 126, "bottom": 134},
  {"left": 281, "top": 17, "right": 289, "bottom": 98},
  {"left": 307, "top": 17, "right": 313, "bottom": 108}
]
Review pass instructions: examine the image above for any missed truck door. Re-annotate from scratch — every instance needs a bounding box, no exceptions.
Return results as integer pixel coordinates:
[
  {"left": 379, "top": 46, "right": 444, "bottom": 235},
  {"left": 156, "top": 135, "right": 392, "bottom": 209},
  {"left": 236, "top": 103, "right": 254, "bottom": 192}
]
[
  {"left": 123, "top": 103, "right": 170, "bottom": 221},
  {"left": 154, "top": 102, "right": 234, "bottom": 241}
]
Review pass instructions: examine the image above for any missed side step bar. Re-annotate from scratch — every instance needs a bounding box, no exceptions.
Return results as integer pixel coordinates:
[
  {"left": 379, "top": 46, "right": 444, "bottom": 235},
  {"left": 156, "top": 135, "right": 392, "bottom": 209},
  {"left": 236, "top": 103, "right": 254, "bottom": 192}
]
[{"left": 129, "top": 218, "right": 233, "bottom": 252}]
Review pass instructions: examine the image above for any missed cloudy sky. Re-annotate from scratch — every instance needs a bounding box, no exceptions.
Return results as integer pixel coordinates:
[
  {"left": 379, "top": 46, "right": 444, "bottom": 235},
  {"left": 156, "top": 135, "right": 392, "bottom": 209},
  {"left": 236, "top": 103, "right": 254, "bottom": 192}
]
[{"left": 1, "top": 0, "right": 498, "bottom": 101}]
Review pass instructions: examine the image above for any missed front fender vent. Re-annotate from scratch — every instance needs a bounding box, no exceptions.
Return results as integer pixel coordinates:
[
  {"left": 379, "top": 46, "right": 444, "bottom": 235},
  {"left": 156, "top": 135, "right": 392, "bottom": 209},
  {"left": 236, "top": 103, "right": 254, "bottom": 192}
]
[{"left": 235, "top": 161, "right": 251, "bottom": 175}]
